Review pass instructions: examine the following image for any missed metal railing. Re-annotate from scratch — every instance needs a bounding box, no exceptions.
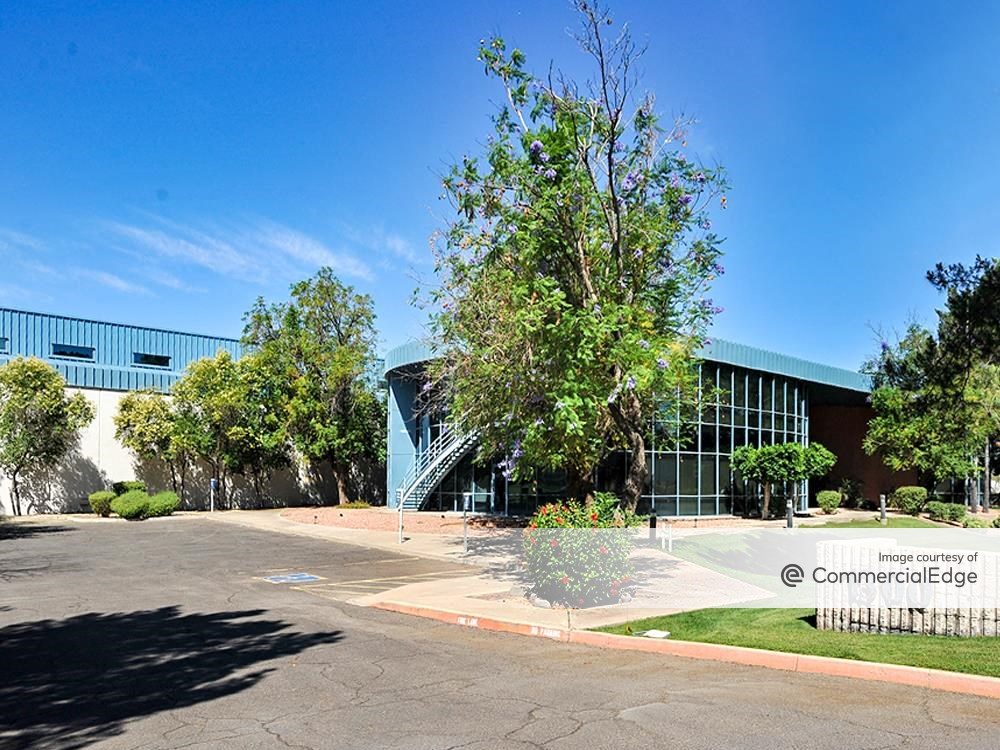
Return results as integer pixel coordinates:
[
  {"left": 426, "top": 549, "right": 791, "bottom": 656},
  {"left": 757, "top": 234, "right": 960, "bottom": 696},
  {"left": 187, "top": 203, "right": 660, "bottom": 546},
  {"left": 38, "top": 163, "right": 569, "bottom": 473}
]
[{"left": 397, "top": 425, "right": 478, "bottom": 510}]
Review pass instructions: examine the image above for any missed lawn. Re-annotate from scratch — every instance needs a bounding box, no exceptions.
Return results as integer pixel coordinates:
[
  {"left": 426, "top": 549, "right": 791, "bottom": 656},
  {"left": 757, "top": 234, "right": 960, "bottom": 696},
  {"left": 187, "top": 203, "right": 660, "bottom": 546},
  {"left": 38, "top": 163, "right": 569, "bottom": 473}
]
[
  {"left": 597, "top": 608, "right": 1000, "bottom": 678},
  {"left": 808, "top": 515, "right": 940, "bottom": 529}
]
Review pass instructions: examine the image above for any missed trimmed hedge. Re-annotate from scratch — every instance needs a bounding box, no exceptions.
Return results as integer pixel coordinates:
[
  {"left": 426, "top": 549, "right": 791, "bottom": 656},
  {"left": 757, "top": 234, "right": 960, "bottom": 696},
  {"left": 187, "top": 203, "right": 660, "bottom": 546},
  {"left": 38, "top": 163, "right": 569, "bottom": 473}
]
[
  {"left": 146, "top": 491, "right": 180, "bottom": 518},
  {"left": 963, "top": 517, "right": 988, "bottom": 528},
  {"left": 88, "top": 490, "right": 116, "bottom": 517},
  {"left": 816, "top": 490, "right": 841, "bottom": 515},
  {"left": 111, "top": 490, "right": 150, "bottom": 520},
  {"left": 928, "top": 501, "right": 966, "bottom": 523},
  {"left": 889, "top": 486, "right": 927, "bottom": 516},
  {"left": 112, "top": 480, "right": 147, "bottom": 496}
]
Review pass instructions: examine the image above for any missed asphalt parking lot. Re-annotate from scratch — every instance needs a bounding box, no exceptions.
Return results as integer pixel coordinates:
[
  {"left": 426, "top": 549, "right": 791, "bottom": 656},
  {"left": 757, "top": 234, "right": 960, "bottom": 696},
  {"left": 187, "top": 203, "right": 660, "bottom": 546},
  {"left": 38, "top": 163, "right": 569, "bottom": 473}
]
[{"left": 1, "top": 515, "right": 998, "bottom": 750}]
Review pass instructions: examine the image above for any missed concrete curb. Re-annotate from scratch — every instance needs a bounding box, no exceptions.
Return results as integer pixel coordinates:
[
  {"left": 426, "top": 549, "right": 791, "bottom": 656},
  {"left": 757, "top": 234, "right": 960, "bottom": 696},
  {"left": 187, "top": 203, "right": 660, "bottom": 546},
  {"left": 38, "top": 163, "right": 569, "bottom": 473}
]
[{"left": 374, "top": 601, "right": 1000, "bottom": 701}]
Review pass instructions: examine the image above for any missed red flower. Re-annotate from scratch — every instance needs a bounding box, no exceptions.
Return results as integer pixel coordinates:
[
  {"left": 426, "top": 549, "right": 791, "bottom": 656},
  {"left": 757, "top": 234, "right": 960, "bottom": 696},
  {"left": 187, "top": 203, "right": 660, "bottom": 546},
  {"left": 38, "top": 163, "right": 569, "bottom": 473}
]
[
  {"left": 550, "top": 539, "right": 559, "bottom": 548},
  {"left": 590, "top": 512, "right": 598, "bottom": 522},
  {"left": 599, "top": 545, "right": 608, "bottom": 554},
  {"left": 560, "top": 575, "right": 570, "bottom": 584},
  {"left": 555, "top": 516, "right": 564, "bottom": 524}
]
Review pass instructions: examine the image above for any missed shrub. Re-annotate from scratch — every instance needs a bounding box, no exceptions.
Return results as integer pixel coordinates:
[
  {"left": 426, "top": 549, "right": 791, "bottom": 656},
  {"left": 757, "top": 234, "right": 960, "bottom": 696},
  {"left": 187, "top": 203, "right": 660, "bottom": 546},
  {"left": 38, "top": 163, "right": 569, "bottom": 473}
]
[
  {"left": 111, "top": 490, "right": 150, "bottom": 520},
  {"left": 926, "top": 501, "right": 949, "bottom": 521},
  {"left": 817, "top": 490, "right": 841, "bottom": 515},
  {"left": 522, "top": 493, "right": 639, "bottom": 607},
  {"left": 146, "top": 491, "right": 180, "bottom": 517},
  {"left": 88, "top": 490, "right": 116, "bottom": 517},
  {"left": 112, "top": 480, "right": 146, "bottom": 496},
  {"left": 945, "top": 503, "right": 967, "bottom": 523},
  {"left": 838, "top": 477, "right": 865, "bottom": 509},
  {"left": 889, "top": 486, "right": 927, "bottom": 515},
  {"left": 963, "top": 516, "right": 988, "bottom": 528},
  {"left": 338, "top": 501, "right": 371, "bottom": 509},
  {"left": 992, "top": 516, "right": 1000, "bottom": 529}
]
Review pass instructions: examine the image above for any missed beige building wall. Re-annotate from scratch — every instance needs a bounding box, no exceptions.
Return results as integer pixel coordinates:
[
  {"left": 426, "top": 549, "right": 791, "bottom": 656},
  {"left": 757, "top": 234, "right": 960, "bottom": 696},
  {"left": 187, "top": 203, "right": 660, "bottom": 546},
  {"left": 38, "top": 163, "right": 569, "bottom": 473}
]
[{"left": 0, "top": 387, "right": 327, "bottom": 515}]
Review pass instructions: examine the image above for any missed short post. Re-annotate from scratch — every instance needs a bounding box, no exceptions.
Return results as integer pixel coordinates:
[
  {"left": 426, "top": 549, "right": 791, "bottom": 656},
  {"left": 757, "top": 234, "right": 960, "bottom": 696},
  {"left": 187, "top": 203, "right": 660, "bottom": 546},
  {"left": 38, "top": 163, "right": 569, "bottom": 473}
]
[
  {"left": 396, "top": 489, "right": 404, "bottom": 544},
  {"left": 879, "top": 494, "right": 887, "bottom": 526},
  {"left": 786, "top": 499, "right": 794, "bottom": 529},
  {"left": 210, "top": 477, "right": 217, "bottom": 513},
  {"left": 463, "top": 492, "right": 471, "bottom": 555},
  {"left": 667, "top": 521, "right": 673, "bottom": 553},
  {"left": 648, "top": 513, "right": 657, "bottom": 544}
]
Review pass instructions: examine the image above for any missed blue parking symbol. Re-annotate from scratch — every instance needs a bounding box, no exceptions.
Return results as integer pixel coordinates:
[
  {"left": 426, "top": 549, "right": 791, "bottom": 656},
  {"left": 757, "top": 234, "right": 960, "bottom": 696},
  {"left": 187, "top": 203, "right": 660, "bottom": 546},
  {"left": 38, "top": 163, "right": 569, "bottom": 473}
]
[{"left": 262, "top": 573, "right": 321, "bottom": 584}]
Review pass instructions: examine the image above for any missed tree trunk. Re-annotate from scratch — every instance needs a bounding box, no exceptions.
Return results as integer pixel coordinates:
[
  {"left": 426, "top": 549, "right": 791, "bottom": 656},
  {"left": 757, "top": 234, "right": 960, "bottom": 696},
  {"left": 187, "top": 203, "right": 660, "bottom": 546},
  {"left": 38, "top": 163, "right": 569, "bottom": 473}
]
[
  {"left": 566, "top": 466, "right": 596, "bottom": 505},
  {"left": 10, "top": 473, "right": 22, "bottom": 516},
  {"left": 623, "top": 431, "right": 647, "bottom": 514},
  {"left": 333, "top": 464, "right": 351, "bottom": 505},
  {"left": 761, "top": 482, "right": 772, "bottom": 519}
]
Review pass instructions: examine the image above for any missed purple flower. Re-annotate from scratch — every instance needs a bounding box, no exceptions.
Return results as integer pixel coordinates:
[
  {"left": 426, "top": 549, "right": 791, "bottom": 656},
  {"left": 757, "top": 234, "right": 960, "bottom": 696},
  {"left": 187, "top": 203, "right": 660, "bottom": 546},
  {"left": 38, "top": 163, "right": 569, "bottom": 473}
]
[
  {"left": 656, "top": 358, "right": 668, "bottom": 369},
  {"left": 540, "top": 152, "right": 550, "bottom": 163},
  {"left": 626, "top": 375, "right": 636, "bottom": 390},
  {"left": 880, "top": 341, "right": 890, "bottom": 353},
  {"left": 530, "top": 140, "right": 543, "bottom": 155},
  {"left": 534, "top": 418, "right": 544, "bottom": 427},
  {"left": 621, "top": 171, "right": 640, "bottom": 192},
  {"left": 710, "top": 261, "right": 725, "bottom": 275},
  {"left": 593, "top": 304, "right": 602, "bottom": 315},
  {"left": 670, "top": 174, "right": 681, "bottom": 187},
  {"left": 695, "top": 171, "right": 706, "bottom": 183},
  {"left": 679, "top": 194, "right": 693, "bottom": 206},
  {"left": 700, "top": 219, "right": 712, "bottom": 230},
  {"left": 544, "top": 168, "right": 557, "bottom": 180},
  {"left": 638, "top": 339, "right": 650, "bottom": 350}
]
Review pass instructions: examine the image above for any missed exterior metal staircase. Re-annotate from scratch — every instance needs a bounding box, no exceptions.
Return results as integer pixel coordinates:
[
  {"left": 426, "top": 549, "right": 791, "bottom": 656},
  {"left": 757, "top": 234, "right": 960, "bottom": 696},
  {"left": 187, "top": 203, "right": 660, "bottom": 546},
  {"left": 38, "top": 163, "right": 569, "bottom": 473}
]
[{"left": 397, "top": 426, "right": 478, "bottom": 510}]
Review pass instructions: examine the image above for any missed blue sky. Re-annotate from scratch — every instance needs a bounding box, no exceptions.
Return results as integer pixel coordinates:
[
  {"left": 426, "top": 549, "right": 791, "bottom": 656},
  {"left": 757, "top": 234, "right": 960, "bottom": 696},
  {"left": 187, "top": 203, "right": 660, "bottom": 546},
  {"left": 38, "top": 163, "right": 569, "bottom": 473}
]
[{"left": 2, "top": 1, "right": 999, "bottom": 370}]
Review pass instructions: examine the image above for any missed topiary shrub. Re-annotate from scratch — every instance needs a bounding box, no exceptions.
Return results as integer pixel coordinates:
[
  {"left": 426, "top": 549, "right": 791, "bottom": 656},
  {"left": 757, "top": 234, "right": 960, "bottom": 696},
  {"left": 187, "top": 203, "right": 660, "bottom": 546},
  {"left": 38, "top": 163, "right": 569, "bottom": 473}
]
[
  {"left": 146, "top": 491, "right": 180, "bottom": 517},
  {"left": 112, "top": 480, "right": 146, "bottom": 496},
  {"left": 817, "top": 490, "right": 841, "bottom": 515},
  {"left": 963, "top": 516, "right": 988, "bottom": 528},
  {"left": 111, "top": 490, "right": 150, "bottom": 520},
  {"left": 522, "top": 493, "right": 640, "bottom": 607},
  {"left": 88, "top": 490, "right": 116, "bottom": 517},
  {"left": 889, "top": 486, "right": 928, "bottom": 516}
]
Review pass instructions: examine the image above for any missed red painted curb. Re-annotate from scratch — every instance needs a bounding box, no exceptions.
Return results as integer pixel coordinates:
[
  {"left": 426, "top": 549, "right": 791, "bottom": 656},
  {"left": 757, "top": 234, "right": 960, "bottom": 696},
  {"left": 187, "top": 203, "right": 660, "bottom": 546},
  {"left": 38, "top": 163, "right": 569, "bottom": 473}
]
[{"left": 373, "top": 602, "right": 1000, "bottom": 700}]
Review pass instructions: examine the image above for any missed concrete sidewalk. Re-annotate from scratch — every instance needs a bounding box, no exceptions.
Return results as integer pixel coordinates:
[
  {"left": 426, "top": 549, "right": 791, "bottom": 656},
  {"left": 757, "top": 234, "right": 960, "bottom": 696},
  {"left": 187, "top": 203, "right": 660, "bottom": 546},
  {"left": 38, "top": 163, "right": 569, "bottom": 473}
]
[{"left": 204, "top": 509, "right": 774, "bottom": 630}]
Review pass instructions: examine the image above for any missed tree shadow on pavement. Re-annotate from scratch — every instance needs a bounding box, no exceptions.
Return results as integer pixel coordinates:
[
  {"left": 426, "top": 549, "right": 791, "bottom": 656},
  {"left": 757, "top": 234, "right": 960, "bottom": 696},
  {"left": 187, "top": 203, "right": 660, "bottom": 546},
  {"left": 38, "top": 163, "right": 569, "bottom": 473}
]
[
  {"left": 0, "top": 606, "right": 343, "bottom": 750},
  {"left": 0, "top": 521, "right": 75, "bottom": 541}
]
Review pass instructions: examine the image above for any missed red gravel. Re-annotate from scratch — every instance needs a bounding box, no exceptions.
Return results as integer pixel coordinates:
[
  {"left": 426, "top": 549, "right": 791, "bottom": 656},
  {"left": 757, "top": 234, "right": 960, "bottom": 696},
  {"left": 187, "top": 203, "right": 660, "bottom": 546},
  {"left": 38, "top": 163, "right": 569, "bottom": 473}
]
[{"left": 281, "top": 507, "right": 525, "bottom": 535}]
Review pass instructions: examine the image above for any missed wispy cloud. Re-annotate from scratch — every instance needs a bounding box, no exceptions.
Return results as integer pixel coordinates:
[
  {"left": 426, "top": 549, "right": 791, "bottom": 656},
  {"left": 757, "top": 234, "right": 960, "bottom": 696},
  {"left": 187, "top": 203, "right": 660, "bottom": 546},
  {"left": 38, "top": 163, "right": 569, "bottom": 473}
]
[
  {"left": 102, "top": 215, "right": 374, "bottom": 285},
  {"left": 340, "top": 224, "right": 424, "bottom": 265},
  {"left": 0, "top": 228, "right": 44, "bottom": 253},
  {"left": 75, "top": 269, "right": 149, "bottom": 295}
]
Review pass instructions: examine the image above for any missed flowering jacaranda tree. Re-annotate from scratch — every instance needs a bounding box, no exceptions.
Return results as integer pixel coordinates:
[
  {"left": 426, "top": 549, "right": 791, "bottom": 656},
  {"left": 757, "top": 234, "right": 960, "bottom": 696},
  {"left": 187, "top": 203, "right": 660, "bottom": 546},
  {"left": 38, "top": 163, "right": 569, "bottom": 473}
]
[{"left": 424, "top": 1, "right": 728, "bottom": 511}]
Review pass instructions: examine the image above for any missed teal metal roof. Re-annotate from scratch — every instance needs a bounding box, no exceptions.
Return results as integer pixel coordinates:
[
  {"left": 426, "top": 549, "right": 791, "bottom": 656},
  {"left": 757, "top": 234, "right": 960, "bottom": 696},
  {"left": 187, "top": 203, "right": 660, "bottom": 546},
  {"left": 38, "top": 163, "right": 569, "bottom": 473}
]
[
  {"left": 0, "top": 308, "right": 241, "bottom": 392},
  {"left": 384, "top": 337, "right": 870, "bottom": 393}
]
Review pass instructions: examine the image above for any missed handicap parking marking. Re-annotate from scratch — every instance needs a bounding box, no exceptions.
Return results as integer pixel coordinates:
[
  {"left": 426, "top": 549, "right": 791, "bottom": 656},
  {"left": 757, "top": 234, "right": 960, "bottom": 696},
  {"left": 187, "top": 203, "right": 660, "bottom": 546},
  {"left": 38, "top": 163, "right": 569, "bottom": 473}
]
[{"left": 258, "top": 572, "right": 325, "bottom": 584}]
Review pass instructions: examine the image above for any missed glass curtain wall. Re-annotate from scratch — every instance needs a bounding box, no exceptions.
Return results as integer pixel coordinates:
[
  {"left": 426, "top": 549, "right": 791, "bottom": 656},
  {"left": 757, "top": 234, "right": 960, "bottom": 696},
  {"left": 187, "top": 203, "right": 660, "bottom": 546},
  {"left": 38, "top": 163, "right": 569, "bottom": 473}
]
[{"left": 416, "top": 363, "right": 810, "bottom": 516}]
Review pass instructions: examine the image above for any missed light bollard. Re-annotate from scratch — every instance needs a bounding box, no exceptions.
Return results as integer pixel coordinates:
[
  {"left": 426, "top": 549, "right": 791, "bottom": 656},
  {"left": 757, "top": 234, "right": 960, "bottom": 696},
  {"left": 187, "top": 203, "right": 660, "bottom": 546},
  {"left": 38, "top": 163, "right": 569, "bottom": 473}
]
[
  {"left": 880, "top": 494, "right": 887, "bottom": 526},
  {"left": 786, "top": 499, "right": 794, "bottom": 529},
  {"left": 462, "top": 492, "right": 471, "bottom": 555},
  {"left": 397, "top": 489, "right": 404, "bottom": 544}
]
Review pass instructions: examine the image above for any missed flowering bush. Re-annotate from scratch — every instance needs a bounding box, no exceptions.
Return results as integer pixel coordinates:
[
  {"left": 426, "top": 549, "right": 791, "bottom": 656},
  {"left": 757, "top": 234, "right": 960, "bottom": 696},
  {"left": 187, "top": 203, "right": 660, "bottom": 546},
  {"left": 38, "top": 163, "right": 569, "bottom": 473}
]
[{"left": 522, "top": 493, "right": 639, "bottom": 607}]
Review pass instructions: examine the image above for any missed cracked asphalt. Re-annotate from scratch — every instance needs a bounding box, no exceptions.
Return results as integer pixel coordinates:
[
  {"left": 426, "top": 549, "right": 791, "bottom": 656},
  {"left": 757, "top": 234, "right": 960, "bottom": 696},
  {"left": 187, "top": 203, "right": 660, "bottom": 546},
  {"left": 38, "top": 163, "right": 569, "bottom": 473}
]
[{"left": 1, "top": 516, "right": 998, "bottom": 750}]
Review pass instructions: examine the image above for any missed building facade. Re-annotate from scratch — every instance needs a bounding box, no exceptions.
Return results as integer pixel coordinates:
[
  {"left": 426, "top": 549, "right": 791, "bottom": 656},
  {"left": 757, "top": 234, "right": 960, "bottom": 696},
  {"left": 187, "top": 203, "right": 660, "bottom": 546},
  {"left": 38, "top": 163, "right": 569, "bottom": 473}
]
[
  {"left": 0, "top": 308, "right": 323, "bottom": 515},
  {"left": 385, "top": 339, "right": 910, "bottom": 516}
]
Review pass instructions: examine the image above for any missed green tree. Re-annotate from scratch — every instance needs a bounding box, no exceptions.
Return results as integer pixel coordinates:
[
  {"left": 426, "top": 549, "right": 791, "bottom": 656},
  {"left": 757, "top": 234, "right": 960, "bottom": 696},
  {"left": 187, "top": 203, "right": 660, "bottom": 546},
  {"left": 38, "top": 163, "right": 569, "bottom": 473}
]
[
  {"left": 0, "top": 358, "right": 94, "bottom": 515},
  {"left": 226, "top": 352, "right": 292, "bottom": 504},
  {"left": 243, "top": 268, "right": 385, "bottom": 504},
  {"left": 171, "top": 350, "right": 244, "bottom": 508},
  {"left": 731, "top": 442, "right": 836, "bottom": 518},
  {"left": 862, "top": 324, "right": 987, "bottom": 491},
  {"left": 114, "top": 390, "right": 192, "bottom": 501},
  {"left": 424, "top": 2, "right": 727, "bottom": 510}
]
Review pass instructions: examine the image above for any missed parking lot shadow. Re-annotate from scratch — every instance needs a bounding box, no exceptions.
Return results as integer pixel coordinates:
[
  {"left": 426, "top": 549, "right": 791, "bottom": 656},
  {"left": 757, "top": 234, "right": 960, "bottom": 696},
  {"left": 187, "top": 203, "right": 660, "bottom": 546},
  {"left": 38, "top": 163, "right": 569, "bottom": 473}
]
[{"left": 0, "top": 606, "right": 342, "bottom": 750}]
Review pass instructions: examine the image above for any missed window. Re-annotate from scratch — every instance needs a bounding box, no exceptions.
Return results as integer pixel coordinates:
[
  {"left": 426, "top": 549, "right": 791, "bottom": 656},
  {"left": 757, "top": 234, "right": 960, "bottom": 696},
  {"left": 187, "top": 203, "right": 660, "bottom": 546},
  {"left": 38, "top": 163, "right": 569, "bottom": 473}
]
[
  {"left": 0, "top": 336, "right": 8, "bottom": 353},
  {"left": 52, "top": 343, "right": 94, "bottom": 360},
  {"left": 133, "top": 352, "right": 171, "bottom": 368}
]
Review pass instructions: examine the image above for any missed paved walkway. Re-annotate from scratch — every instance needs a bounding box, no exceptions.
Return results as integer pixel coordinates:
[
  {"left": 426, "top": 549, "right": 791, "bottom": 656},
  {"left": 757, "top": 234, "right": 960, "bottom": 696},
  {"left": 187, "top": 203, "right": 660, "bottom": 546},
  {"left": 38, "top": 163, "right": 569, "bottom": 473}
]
[{"left": 204, "top": 510, "right": 776, "bottom": 630}]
